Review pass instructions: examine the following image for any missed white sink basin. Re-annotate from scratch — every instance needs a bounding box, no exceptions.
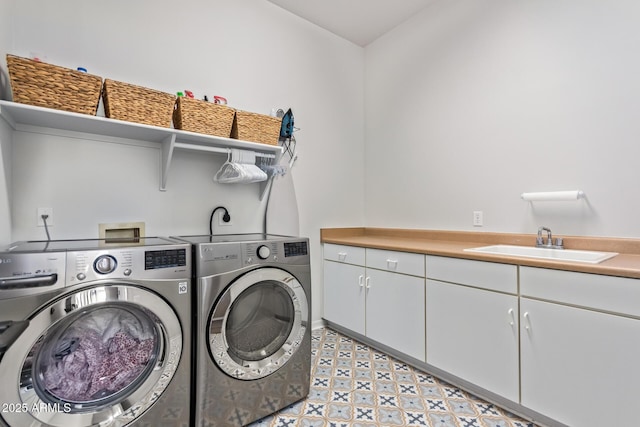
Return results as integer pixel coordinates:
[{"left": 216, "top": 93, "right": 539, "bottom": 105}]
[{"left": 464, "top": 245, "right": 618, "bottom": 264}]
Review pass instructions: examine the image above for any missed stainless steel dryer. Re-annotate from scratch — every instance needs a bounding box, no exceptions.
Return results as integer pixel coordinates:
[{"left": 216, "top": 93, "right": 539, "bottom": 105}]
[
  {"left": 175, "top": 234, "right": 311, "bottom": 427},
  {"left": 0, "top": 238, "right": 192, "bottom": 427}
]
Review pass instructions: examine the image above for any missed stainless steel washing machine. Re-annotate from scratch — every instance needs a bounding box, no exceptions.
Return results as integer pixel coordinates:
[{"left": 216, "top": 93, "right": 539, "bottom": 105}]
[
  {"left": 0, "top": 237, "right": 192, "bottom": 427},
  {"left": 174, "top": 234, "right": 311, "bottom": 427}
]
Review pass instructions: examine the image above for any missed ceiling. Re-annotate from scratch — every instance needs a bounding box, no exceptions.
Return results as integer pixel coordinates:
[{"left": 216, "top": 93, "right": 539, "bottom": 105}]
[{"left": 266, "top": 0, "right": 435, "bottom": 47}]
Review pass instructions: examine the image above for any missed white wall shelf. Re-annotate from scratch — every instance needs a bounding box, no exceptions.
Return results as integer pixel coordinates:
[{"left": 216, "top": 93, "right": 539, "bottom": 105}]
[{"left": 0, "top": 100, "right": 283, "bottom": 197}]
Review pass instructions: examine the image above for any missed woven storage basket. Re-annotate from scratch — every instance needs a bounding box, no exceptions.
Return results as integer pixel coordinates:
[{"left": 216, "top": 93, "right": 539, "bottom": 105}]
[
  {"left": 173, "top": 97, "right": 236, "bottom": 137},
  {"left": 102, "top": 79, "right": 176, "bottom": 128},
  {"left": 231, "top": 110, "right": 282, "bottom": 146},
  {"left": 6, "top": 54, "right": 102, "bottom": 115}
]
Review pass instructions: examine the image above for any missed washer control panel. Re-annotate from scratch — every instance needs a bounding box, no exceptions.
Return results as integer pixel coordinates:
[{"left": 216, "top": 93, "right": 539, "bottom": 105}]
[
  {"left": 94, "top": 254, "right": 117, "bottom": 274},
  {"left": 0, "top": 252, "right": 66, "bottom": 297},
  {"left": 67, "top": 245, "right": 190, "bottom": 284},
  {"left": 144, "top": 248, "right": 187, "bottom": 270}
]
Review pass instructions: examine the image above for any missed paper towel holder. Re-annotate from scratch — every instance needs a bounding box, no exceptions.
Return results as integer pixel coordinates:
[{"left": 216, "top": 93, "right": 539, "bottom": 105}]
[{"left": 521, "top": 190, "right": 585, "bottom": 202}]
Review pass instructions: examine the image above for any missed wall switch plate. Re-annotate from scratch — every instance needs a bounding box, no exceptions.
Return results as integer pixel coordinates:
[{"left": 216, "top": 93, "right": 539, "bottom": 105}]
[
  {"left": 473, "top": 211, "right": 483, "bottom": 227},
  {"left": 37, "top": 207, "right": 53, "bottom": 226}
]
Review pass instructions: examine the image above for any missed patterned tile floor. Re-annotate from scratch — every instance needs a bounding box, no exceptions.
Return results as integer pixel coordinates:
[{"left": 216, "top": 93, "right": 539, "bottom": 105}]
[{"left": 248, "top": 328, "right": 537, "bottom": 427}]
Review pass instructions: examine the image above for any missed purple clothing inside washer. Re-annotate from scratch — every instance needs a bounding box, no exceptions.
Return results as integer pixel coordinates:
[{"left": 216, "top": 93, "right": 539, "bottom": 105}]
[{"left": 38, "top": 307, "right": 157, "bottom": 402}]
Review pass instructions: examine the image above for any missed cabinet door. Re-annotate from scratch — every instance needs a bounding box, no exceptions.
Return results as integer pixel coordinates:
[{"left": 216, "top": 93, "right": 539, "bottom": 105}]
[
  {"left": 426, "top": 280, "right": 519, "bottom": 402},
  {"left": 365, "top": 269, "right": 425, "bottom": 361},
  {"left": 521, "top": 298, "right": 640, "bottom": 427},
  {"left": 323, "top": 260, "right": 366, "bottom": 335}
]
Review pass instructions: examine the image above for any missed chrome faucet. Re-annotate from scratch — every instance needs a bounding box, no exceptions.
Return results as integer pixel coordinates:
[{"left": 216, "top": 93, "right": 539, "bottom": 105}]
[{"left": 536, "top": 226, "right": 564, "bottom": 249}]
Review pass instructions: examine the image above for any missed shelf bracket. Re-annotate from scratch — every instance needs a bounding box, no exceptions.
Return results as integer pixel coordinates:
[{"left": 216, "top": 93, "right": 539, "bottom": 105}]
[{"left": 160, "top": 133, "right": 177, "bottom": 191}]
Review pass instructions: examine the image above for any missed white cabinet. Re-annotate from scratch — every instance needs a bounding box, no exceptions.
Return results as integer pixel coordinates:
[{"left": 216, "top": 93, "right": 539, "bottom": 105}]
[
  {"left": 323, "top": 244, "right": 426, "bottom": 361},
  {"left": 366, "top": 267, "right": 425, "bottom": 360},
  {"left": 426, "top": 256, "right": 519, "bottom": 402},
  {"left": 323, "top": 258, "right": 366, "bottom": 335},
  {"left": 520, "top": 267, "right": 640, "bottom": 427},
  {"left": 323, "top": 241, "right": 640, "bottom": 426}
]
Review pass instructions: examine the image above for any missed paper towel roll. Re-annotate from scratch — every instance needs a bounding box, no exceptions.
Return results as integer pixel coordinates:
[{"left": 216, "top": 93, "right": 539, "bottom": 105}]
[{"left": 521, "top": 190, "right": 585, "bottom": 201}]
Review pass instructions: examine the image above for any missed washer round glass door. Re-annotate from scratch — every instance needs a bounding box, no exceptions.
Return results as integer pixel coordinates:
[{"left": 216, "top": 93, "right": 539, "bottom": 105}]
[
  {"left": 209, "top": 267, "right": 308, "bottom": 380},
  {"left": 0, "top": 284, "right": 183, "bottom": 427}
]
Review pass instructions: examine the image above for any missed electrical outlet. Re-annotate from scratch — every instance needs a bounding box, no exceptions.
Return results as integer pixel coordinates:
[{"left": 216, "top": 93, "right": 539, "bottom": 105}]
[
  {"left": 473, "top": 211, "right": 483, "bottom": 227},
  {"left": 37, "top": 207, "right": 53, "bottom": 226},
  {"left": 218, "top": 212, "right": 232, "bottom": 227}
]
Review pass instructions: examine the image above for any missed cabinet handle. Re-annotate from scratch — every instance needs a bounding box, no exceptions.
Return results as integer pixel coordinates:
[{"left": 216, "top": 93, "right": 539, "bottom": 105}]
[
  {"left": 523, "top": 312, "right": 531, "bottom": 330},
  {"left": 358, "top": 275, "right": 364, "bottom": 287},
  {"left": 386, "top": 259, "right": 398, "bottom": 270},
  {"left": 508, "top": 308, "right": 515, "bottom": 326},
  {"left": 365, "top": 276, "right": 371, "bottom": 289},
  {"left": 338, "top": 252, "right": 347, "bottom": 261}
]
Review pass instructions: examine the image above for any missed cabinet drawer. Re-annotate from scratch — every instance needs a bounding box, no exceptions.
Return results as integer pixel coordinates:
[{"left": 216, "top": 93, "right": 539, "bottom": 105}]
[
  {"left": 366, "top": 248, "right": 425, "bottom": 277},
  {"left": 426, "top": 255, "right": 517, "bottom": 294},
  {"left": 324, "top": 244, "right": 366, "bottom": 265},
  {"left": 521, "top": 267, "right": 640, "bottom": 317}
]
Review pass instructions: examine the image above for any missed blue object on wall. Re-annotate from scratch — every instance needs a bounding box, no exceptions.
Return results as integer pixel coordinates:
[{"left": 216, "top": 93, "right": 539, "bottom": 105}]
[{"left": 280, "top": 108, "right": 294, "bottom": 138}]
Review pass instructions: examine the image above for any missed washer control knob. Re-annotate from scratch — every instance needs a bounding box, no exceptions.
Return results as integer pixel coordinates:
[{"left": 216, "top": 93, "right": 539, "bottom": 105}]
[
  {"left": 94, "top": 255, "right": 117, "bottom": 274},
  {"left": 76, "top": 273, "right": 86, "bottom": 281},
  {"left": 257, "top": 245, "right": 271, "bottom": 260},
  {"left": 124, "top": 268, "right": 132, "bottom": 276}
]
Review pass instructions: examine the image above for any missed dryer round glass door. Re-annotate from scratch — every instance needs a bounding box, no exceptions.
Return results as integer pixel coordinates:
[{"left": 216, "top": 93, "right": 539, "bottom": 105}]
[
  {"left": 0, "top": 284, "right": 183, "bottom": 427},
  {"left": 209, "top": 267, "right": 309, "bottom": 380}
]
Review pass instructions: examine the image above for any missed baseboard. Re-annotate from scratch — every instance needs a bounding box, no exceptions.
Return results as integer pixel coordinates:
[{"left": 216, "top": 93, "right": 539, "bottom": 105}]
[{"left": 311, "top": 319, "right": 326, "bottom": 330}]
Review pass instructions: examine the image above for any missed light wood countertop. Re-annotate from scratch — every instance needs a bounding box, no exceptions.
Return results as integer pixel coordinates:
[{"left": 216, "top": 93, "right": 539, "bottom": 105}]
[{"left": 321, "top": 227, "right": 640, "bottom": 279}]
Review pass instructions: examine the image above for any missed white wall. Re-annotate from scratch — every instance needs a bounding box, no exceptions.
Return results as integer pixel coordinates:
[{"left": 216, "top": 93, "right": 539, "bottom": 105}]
[
  {"left": 0, "top": 119, "right": 11, "bottom": 246},
  {"left": 3, "top": 0, "right": 366, "bottom": 323},
  {"left": 0, "top": 0, "right": 14, "bottom": 245},
  {"left": 365, "top": 0, "right": 640, "bottom": 238}
]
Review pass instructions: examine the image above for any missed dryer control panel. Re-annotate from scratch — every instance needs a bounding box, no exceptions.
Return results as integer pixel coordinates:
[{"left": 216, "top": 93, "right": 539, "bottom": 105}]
[
  {"left": 244, "top": 239, "right": 310, "bottom": 266},
  {"left": 191, "top": 236, "right": 310, "bottom": 276},
  {"left": 284, "top": 241, "right": 308, "bottom": 257},
  {"left": 245, "top": 242, "right": 279, "bottom": 264}
]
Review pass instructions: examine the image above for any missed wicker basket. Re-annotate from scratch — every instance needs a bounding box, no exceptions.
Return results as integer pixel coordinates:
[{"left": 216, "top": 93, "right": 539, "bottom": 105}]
[
  {"left": 6, "top": 54, "right": 102, "bottom": 115},
  {"left": 173, "top": 97, "right": 236, "bottom": 137},
  {"left": 102, "top": 79, "right": 176, "bottom": 128},
  {"left": 231, "top": 111, "right": 282, "bottom": 146}
]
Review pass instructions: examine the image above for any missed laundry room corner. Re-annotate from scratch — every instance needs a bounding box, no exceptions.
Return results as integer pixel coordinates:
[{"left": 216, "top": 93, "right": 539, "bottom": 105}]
[
  {"left": 2, "top": 0, "right": 366, "bottom": 330},
  {"left": 0, "top": 116, "right": 12, "bottom": 247},
  {"left": 0, "top": 0, "right": 13, "bottom": 246}
]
